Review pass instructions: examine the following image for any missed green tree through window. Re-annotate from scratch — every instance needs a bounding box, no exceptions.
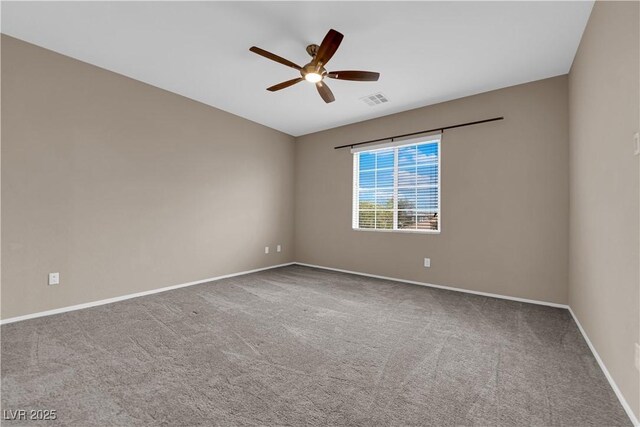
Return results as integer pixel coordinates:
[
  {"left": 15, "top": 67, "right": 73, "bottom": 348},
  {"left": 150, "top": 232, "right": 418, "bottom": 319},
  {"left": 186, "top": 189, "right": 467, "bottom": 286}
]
[{"left": 353, "top": 137, "right": 440, "bottom": 232}]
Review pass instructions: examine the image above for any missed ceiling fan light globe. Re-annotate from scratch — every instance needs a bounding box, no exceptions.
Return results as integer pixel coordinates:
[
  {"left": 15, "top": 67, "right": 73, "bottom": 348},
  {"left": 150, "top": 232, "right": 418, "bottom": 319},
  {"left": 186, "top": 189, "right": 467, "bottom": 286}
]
[{"left": 305, "top": 73, "right": 322, "bottom": 83}]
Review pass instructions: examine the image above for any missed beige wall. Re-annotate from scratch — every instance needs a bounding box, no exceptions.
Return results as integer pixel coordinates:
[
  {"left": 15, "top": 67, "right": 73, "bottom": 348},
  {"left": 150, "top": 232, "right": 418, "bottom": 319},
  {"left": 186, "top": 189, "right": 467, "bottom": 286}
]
[
  {"left": 568, "top": 1, "right": 640, "bottom": 420},
  {"left": 1, "top": 35, "right": 295, "bottom": 319},
  {"left": 2, "top": 4, "right": 638, "bottom": 421},
  {"left": 294, "top": 76, "right": 569, "bottom": 304}
]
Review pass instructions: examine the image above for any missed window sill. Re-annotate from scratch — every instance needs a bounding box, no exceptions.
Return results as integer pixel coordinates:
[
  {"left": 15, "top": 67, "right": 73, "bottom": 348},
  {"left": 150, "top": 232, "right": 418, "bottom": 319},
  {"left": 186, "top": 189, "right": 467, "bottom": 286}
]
[{"left": 352, "top": 227, "right": 441, "bottom": 235}]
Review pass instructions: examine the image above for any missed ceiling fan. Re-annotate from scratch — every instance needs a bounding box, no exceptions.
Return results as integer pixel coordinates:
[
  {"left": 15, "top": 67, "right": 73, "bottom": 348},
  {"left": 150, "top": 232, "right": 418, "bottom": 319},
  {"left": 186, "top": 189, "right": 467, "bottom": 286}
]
[{"left": 249, "top": 29, "right": 380, "bottom": 104}]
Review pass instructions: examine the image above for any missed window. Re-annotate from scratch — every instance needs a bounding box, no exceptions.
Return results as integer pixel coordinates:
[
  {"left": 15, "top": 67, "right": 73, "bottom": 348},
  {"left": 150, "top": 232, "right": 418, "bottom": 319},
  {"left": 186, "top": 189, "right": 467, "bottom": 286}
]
[{"left": 352, "top": 135, "right": 441, "bottom": 233}]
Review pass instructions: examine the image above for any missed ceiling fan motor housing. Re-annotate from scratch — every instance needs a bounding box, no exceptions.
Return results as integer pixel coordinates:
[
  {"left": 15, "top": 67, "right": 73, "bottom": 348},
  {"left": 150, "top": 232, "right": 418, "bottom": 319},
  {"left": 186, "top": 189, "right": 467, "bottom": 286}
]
[{"left": 306, "top": 44, "right": 320, "bottom": 57}]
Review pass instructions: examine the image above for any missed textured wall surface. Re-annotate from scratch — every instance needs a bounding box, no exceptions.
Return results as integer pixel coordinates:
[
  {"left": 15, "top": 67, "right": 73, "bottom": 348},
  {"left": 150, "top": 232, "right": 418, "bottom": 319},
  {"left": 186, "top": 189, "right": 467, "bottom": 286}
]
[
  {"left": 568, "top": 1, "right": 640, "bottom": 420},
  {"left": 1, "top": 35, "right": 295, "bottom": 319},
  {"left": 295, "top": 76, "right": 569, "bottom": 304}
]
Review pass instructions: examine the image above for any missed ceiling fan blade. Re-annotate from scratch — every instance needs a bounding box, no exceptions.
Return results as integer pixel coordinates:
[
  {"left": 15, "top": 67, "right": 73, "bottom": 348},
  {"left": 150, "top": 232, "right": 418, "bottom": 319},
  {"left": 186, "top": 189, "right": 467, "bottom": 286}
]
[
  {"left": 249, "top": 46, "right": 301, "bottom": 71},
  {"left": 267, "top": 77, "right": 304, "bottom": 92},
  {"left": 316, "top": 81, "right": 335, "bottom": 103},
  {"left": 313, "top": 29, "right": 344, "bottom": 66},
  {"left": 327, "top": 70, "right": 380, "bottom": 81}
]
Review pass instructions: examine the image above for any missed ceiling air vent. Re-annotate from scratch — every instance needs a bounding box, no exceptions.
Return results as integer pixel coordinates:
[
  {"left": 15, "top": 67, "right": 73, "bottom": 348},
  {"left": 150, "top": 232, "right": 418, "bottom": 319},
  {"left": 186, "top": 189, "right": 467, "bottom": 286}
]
[{"left": 360, "top": 93, "right": 389, "bottom": 106}]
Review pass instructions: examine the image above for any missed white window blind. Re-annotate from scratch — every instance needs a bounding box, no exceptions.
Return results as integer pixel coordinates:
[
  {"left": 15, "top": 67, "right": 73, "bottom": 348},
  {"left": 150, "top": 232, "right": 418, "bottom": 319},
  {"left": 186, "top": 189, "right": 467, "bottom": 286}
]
[{"left": 352, "top": 135, "right": 441, "bottom": 233}]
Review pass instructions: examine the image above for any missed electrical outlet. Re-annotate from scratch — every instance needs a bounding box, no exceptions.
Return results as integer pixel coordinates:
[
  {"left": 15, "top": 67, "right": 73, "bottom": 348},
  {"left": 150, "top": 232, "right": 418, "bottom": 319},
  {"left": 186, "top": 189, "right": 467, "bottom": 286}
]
[
  {"left": 48, "top": 272, "right": 60, "bottom": 286},
  {"left": 277, "top": 245, "right": 282, "bottom": 253},
  {"left": 635, "top": 343, "right": 640, "bottom": 372},
  {"left": 264, "top": 246, "right": 269, "bottom": 254},
  {"left": 424, "top": 258, "right": 431, "bottom": 268},
  {"left": 634, "top": 132, "right": 639, "bottom": 156}
]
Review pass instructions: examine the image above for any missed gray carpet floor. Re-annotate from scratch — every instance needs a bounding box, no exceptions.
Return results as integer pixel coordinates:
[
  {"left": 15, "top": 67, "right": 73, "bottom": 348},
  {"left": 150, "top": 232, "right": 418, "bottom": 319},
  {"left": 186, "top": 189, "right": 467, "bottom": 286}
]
[{"left": 1, "top": 265, "right": 631, "bottom": 426}]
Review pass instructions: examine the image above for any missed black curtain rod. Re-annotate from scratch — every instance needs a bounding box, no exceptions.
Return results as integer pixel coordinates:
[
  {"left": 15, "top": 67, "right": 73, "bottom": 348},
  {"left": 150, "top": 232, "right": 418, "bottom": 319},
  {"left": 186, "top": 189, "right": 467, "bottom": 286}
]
[{"left": 333, "top": 116, "right": 504, "bottom": 150}]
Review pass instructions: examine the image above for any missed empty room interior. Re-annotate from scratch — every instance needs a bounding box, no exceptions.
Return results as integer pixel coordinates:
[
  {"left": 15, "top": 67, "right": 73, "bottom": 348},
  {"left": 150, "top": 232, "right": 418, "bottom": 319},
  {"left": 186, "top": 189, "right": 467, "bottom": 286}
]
[{"left": 1, "top": 1, "right": 639, "bottom": 426}]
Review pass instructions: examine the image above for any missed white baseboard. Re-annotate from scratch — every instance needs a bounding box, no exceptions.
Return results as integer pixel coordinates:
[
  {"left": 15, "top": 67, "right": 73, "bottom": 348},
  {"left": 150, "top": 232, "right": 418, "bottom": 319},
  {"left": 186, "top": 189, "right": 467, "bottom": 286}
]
[
  {"left": 293, "top": 262, "right": 568, "bottom": 309},
  {"left": 294, "top": 262, "right": 638, "bottom": 426},
  {"left": 568, "top": 307, "right": 639, "bottom": 426},
  {"left": 0, "top": 262, "right": 295, "bottom": 325},
  {"left": 2, "top": 261, "right": 636, "bottom": 426}
]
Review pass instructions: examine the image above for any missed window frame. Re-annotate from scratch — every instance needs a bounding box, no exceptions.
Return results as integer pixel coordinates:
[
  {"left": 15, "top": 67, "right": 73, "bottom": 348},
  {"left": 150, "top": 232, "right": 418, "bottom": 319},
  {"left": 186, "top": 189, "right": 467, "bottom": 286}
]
[{"left": 352, "top": 135, "right": 441, "bottom": 234}]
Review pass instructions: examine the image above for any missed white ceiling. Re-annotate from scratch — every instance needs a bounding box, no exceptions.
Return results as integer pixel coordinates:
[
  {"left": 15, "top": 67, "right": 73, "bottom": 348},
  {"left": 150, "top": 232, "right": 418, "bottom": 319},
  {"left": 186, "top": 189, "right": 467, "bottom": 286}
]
[{"left": 1, "top": 1, "right": 593, "bottom": 136}]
